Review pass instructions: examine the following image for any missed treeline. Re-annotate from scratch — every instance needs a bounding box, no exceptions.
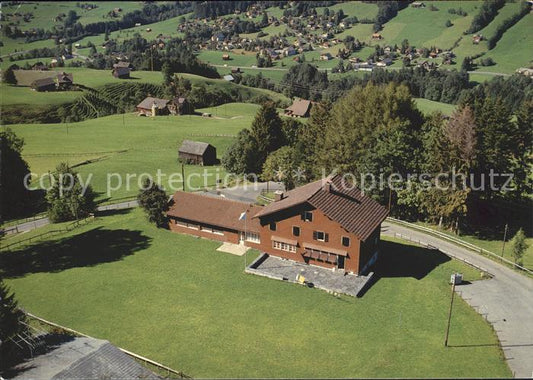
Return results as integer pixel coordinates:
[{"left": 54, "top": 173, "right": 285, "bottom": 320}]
[
  {"left": 223, "top": 82, "right": 532, "bottom": 234},
  {"left": 276, "top": 63, "right": 471, "bottom": 104},
  {"left": 373, "top": 1, "right": 408, "bottom": 32},
  {"left": 192, "top": 1, "right": 255, "bottom": 19},
  {"left": 487, "top": 1, "right": 531, "bottom": 50},
  {"left": 87, "top": 35, "right": 219, "bottom": 79},
  {"left": 466, "top": 0, "right": 505, "bottom": 34}
]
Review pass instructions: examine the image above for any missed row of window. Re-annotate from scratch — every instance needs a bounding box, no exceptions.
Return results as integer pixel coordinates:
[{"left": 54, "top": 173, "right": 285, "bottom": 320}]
[
  {"left": 200, "top": 226, "right": 224, "bottom": 235},
  {"left": 272, "top": 240, "right": 297, "bottom": 253},
  {"left": 268, "top": 212, "right": 350, "bottom": 247},
  {"left": 245, "top": 232, "right": 260, "bottom": 243}
]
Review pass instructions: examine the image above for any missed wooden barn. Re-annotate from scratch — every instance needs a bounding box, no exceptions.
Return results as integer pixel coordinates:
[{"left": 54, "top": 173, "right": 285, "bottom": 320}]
[
  {"left": 112, "top": 66, "right": 131, "bottom": 79},
  {"left": 178, "top": 140, "right": 217, "bottom": 165},
  {"left": 31, "top": 77, "right": 56, "bottom": 92}
]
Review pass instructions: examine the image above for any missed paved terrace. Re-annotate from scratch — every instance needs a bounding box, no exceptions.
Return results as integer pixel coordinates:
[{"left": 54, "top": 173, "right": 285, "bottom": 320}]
[{"left": 246, "top": 254, "right": 373, "bottom": 297}]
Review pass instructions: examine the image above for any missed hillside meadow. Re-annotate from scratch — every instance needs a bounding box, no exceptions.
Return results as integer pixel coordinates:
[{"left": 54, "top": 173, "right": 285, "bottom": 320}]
[
  {"left": 6, "top": 103, "right": 261, "bottom": 201},
  {"left": 1, "top": 208, "right": 511, "bottom": 378}
]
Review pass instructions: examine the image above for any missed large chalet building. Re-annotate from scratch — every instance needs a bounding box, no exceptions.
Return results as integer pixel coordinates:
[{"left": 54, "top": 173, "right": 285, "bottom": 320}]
[{"left": 167, "top": 175, "right": 388, "bottom": 275}]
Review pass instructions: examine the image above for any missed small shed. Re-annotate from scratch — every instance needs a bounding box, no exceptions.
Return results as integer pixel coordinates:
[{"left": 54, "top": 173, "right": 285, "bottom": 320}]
[
  {"left": 112, "top": 66, "right": 131, "bottom": 79},
  {"left": 178, "top": 140, "right": 217, "bottom": 166}
]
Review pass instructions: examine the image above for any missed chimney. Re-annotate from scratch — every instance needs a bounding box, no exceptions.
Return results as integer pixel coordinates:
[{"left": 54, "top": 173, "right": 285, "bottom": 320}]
[
  {"left": 274, "top": 190, "right": 284, "bottom": 202},
  {"left": 324, "top": 181, "right": 332, "bottom": 193}
]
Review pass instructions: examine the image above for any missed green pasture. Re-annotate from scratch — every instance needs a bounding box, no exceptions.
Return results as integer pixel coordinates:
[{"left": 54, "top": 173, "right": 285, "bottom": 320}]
[{"left": 1, "top": 208, "right": 510, "bottom": 378}]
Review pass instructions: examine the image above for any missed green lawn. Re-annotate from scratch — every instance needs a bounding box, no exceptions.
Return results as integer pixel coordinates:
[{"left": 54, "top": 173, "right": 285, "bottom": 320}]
[
  {"left": 379, "top": 1, "right": 482, "bottom": 48},
  {"left": 1, "top": 2, "right": 143, "bottom": 32},
  {"left": 414, "top": 98, "right": 457, "bottom": 116},
  {"left": 477, "top": 14, "right": 533, "bottom": 74},
  {"left": 1, "top": 208, "right": 510, "bottom": 378},
  {"left": 5, "top": 104, "right": 260, "bottom": 202}
]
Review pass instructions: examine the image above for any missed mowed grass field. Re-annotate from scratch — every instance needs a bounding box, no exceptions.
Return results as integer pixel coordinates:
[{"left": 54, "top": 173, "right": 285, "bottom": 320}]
[
  {"left": 1, "top": 68, "right": 289, "bottom": 106},
  {"left": 0, "top": 2, "right": 144, "bottom": 55},
  {"left": 414, "top": 98, "right": 457, "bottom": 116},
  {"left": 1, "top": 208, "right": 510, "bottom": 378},
  {"left": 6, "top": 103, "right": 260, "bottom": 201}
]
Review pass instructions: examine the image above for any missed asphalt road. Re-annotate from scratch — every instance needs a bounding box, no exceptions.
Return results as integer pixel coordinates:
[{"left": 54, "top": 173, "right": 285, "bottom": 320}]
[
  {"left": 1, "top": 200, "right": 139, "bottom": 236},
  {"left": 382, "top": 221, "right": 533, "bottom": 378}
]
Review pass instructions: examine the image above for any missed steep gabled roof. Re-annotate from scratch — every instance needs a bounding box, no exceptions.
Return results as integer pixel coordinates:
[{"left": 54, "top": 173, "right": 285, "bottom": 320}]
[
  {"left": 254, "top": 175, "right": 389, "bottom": 241},
  {"left": 136, "top": 97, "right": 169, "bottom": 109},
  {"left": 167, "top": 191, "right": 262, "bottom": 232},
  {"left": 178, "top": 140, "right": 213, "bottom": 156},
  {"left": 285, "top": 99, "right": 312, "bottom": 116}
]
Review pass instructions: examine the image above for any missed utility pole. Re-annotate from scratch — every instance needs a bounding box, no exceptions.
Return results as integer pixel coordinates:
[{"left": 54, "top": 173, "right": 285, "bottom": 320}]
[
  {"left": 181, "top": 163, "right": 185, "bottom": 192},
  {"left": 444, "top": 279, "right": 456, "bottom": 347},
  {"left": 501, "top": 223, "right": 508, "bottom": 257},
  {"left": 388, "top": 188, "right": 393, "bottom": 211}
]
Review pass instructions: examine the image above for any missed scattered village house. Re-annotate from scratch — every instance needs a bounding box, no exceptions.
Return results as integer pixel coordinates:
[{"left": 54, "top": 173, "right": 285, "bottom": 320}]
[
  {"left": 284, "top": 99, "right": 313, "bottom": 118},
  {"left": 136, "top": 97, "right": 170, "bottom": 116},
  {"left": 178, "top": 140, "right": 217, "bottom": 166},
  {"left": 167, "top": 175, "right": 389, "bottom": 275},
  {"left": 136, "top": 96, "right": 191, "bottom": 116}
]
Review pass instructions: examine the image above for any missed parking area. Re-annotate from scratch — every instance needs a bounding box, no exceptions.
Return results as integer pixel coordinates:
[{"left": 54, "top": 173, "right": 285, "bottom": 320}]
[{"left": 246, "top": 254, "right": 373, "bottom": 297}]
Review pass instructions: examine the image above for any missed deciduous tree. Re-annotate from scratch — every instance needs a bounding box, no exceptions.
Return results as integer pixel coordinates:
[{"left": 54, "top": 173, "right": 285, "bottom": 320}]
[{"left": 137, "top": 178, "right": 168, "bottom": 227}]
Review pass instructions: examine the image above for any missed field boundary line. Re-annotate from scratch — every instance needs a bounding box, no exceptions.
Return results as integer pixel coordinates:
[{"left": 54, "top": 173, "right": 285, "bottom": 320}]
[
  {"left": 387, "top": 217, "right": 532, "bottom": 275},
  {"left": 25, "top": 312, "right": 191, "bottom": 379}
]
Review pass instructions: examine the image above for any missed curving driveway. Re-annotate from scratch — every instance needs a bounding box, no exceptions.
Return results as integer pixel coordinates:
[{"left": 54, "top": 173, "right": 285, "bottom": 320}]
[{"left": 382, "top": 221, "right": 533, "bottom": 378}]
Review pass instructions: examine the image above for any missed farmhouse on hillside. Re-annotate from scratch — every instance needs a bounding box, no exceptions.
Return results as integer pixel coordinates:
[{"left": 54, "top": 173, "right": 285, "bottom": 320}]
[
  {"left": 136, "top": 97, "right": 170, "bottom": 116},
  {"left": 284, "top": 99, "right": 313, "bottom": 118},
  {"left": 31, "top": 77, "right": 56, "bottom": 92},
  {"left": 178, "top": 140, "right": 217, "bottom": 165},
  {"left": 167, "top": 175, "right": 389, "bottom": 275}
]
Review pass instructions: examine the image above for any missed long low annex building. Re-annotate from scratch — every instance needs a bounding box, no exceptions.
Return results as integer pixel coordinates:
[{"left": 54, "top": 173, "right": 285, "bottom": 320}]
[{"left": 167, "top": 175, "right": 389, "bottom": 275}]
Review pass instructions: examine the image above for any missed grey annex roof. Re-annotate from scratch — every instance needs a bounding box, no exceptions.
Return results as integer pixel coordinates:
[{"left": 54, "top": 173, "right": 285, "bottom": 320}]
[
  {"left": 31, "top": 77, "right": 55, "bottom": 87},
  {"left": 178, "top": 139, "right": 213, "bottom": 155},
  {"left": 254, "top": 175, "right": 389, "bottom": 241},
  {"left": 10, "top": 336, "right": 160, "bottom": 380},
  {"left": 136, "top": 96, "right": 169, "bottom": 109}
]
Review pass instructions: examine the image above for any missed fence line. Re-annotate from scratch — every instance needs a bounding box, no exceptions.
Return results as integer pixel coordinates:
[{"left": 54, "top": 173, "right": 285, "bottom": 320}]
[
  {"left": 0, "top": 216, "right": 94, "bottom": 251},
  {"left": 25, "top": 312, "right": 190, "bottom": 379},
  {"left": 1, "top": 212, "right": 47, "bottom": 229},
  {"left": 387, "top": 217, "right": 533, "bottom": 275}
]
